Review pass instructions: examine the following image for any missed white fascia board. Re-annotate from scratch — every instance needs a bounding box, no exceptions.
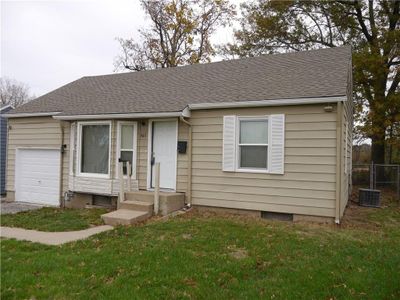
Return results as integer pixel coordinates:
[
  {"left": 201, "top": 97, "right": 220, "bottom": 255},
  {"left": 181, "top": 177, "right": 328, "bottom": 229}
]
[
  {"left": 53, "top": 111, "right": 187, "bottom": 120},
  {"left": 3, "top": 112, "right": 61, "bottom": 118},
  {"left": 188, "top": 96, "right": 346, "bottom": 110}
]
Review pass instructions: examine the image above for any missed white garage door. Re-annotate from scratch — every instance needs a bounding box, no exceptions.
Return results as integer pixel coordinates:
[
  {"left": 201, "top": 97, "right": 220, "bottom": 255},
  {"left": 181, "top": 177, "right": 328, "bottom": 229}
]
[{"left": 15, "top": 149, "right": 61, "bottom": 206}]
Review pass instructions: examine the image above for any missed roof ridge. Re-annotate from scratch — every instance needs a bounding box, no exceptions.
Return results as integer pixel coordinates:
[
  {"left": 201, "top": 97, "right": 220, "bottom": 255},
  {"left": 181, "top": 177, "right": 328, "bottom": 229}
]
[{"left": 84, "top": 46, "right": 352, "bottom": 80}]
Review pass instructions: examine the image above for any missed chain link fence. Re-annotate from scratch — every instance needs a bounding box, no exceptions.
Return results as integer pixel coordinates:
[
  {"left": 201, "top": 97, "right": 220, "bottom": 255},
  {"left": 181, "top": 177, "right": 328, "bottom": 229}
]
[{"left": 352, "top": 163, "right": 400, "bottom": 204}]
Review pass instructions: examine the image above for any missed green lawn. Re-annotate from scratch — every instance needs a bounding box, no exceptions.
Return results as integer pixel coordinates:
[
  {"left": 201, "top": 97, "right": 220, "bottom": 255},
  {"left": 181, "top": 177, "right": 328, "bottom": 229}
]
[
  {"left": 1, "top": 205, "right": 399, "bottom": 299},
  {"left": 1, "top": 207, "right": 107, "bottom": 231}
]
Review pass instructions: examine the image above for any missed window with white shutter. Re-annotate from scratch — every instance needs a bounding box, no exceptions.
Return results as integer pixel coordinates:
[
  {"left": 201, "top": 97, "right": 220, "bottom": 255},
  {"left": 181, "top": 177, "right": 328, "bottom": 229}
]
[{"left": 222, "top": 114, "right": 285, "bottom": 174}]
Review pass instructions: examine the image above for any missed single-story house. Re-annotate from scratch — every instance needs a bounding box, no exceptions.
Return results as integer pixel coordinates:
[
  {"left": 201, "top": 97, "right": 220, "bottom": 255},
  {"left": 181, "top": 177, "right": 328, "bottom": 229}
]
[
  {"left": 1, "top": 104, "right": 13, "bottom": 195},
  {"left": 4, "top": 46, "right": 353, "bottom": 224}
]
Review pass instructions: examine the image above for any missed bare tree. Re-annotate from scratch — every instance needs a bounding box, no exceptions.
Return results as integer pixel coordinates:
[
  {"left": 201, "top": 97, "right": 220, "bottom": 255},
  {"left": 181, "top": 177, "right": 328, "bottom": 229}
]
[
  {"left": 0, "top": 77, "right": 34, "bottom": 108},
  {"left": 114, "top": 0, "right": 235, "bottom": 71}
]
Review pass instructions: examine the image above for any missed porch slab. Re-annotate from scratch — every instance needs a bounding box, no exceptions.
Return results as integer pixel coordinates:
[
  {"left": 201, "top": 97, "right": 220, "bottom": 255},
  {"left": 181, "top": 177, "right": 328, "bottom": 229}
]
[
  {"left": 101, "top": 209, "right": 150, "bottom": 226},
  {"left": 125, "top": 190, "right": 185, "bottom": 215}
]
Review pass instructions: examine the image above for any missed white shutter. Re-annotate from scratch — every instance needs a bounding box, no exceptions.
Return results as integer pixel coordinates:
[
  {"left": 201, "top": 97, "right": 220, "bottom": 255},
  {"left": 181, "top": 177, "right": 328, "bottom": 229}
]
[
  {"left": 222, "top": 115, "right": 236, "bottom": 171},
  {"left": 269, "top": 114, "right": 285, "bottom": 174}
]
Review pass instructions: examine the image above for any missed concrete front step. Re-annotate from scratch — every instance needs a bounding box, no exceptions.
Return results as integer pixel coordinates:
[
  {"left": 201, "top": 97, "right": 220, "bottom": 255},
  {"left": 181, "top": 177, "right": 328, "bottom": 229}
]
[
  {"left": 125, "top": 191, "right": 154, "bottom": 203},
  {"left": 120, "top": 200, "right": 153, "bottom": 213},
  {"left": 124, "top": 190, "right": 185, "bottom": 216},
  {"left": 101, "top": 209, "right": 150, "bottom": 226}
]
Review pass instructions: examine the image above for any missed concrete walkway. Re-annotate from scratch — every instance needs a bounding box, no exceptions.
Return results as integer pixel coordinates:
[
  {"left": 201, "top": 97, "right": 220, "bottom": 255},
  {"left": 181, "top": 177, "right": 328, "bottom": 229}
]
[{"left": 0, "top": 225, "right": 114, "bottom": 245}]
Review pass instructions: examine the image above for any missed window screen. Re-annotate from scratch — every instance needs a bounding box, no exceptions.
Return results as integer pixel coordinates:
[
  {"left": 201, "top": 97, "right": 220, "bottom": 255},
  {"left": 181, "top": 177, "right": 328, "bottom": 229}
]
[
  {"left": 239, "top": 119, "right": 268, "bottom": 169},
  {"left": 81, "top": 124, "right": 110, "bottom": 174}
]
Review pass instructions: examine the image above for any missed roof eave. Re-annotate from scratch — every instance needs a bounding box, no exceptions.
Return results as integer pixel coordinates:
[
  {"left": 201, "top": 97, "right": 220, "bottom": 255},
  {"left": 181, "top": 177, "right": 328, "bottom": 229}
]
[
  {"left": 3, "top": 96, "right": 345, "bottom": 119},
  {"left": 188, "top": 96, "right": 346, "bottom": 110},
  {"left": 3, "top": 111, "right": 61, "bottom": 118},
  {"left": 53, "top": 108, "right": 190, "bottom": 120}
]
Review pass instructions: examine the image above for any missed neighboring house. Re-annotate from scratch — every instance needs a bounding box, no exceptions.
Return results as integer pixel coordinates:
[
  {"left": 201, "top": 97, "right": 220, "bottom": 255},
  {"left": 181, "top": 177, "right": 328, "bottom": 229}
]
[
  {"left": 4, "top": 47, "right": 353, "bottom": 224},
  {"left": 1, "top": 104, "right": 13, "bottom": 195}
]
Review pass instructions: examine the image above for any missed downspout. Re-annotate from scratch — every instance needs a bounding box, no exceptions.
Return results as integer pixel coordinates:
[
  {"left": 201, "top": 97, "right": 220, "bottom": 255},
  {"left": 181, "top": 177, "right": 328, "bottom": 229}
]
[
  {"left": 179, "top": 116, "right": 192, "bottom": 207},
  {"left": 59, "top": 121, "right": 65, "bottom": 208},
  {"left": 335, "top": 101, "right": 343, "bottom": 224}
]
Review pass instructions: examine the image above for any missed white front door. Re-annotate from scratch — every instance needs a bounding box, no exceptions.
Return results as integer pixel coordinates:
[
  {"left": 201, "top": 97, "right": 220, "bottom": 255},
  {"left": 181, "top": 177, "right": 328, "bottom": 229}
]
[
  {"left": 150, "top": 120, "right": 177, "bottom": 190},
  {"left": 15, "top": 149, "right": 61, "bottom": 206}
]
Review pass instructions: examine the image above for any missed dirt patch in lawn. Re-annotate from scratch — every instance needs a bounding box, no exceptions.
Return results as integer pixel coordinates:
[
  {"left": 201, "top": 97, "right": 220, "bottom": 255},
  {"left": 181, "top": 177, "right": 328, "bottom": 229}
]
[
  {"left": 341, "top": 187, "right": 400, "bottom": 231},
  {"left": 228, "top": 246, "right": 248, "bottom": 260}
]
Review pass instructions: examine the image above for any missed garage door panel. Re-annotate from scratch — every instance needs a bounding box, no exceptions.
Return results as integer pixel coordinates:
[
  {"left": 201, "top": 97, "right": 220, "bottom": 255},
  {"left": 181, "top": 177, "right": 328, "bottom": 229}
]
[
  {"left": 21, "top": 173, "right": 58, "bottom": 186},
  {"left": 20, "top": 183, "right": 59, "bottom": 193},
  {"left": 16, "top": 149, "right": 60, "bottom": 206},
  {"left": 19, "top": 191, "right": 59, "bottom": 206},
  {"left": 20, "top": 168, "right": 59, "bottom": 180},
  {"left": 21, "top": 163, "right": 60, "bottom": 170}
]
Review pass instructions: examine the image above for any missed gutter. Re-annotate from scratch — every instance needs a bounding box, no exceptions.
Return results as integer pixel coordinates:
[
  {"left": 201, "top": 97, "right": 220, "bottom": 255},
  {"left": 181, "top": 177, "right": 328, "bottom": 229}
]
[
  {"left": 3, "top": 112, "right": 61, "bottom": 118},
  {"left": 188, "top": 96, "right": 346, "bottom": 110},
  {"left": 335, "top": 101, "right": 343, "bottom": 224},
  {"left": 179, "top": 116, "right": 192, "bottom": 207},
  {"left": 53, "top": 108, "right": 191, "bottom": 120},
  {"left": 3, "top": 96, "right": 346, "bottom": 119}
]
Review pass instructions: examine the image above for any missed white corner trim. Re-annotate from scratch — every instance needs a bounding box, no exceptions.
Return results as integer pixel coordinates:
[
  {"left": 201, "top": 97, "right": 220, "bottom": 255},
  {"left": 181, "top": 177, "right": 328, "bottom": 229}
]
[
  {"left": 188, "top": 96, "right": 346, "bottom": 110},
  {"left": 53, "top": 111, "right": 187, "bottom": 120},
  {"left": 4, "top": 112, "right": 61, "bottom": 118}
]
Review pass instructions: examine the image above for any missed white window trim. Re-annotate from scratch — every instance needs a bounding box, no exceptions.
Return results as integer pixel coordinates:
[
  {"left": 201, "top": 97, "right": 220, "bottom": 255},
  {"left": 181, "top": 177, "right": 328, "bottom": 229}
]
[
  {"left": 69, "top": 122, "right": 76, "bottom": 176},
  {"left": 235, "top": 116, "right": 270, "bottom": 173},
  {"left": 116, "top": 121, "right": 138, "bottom": 179},
  {"left": 76, "top": 120, "right": 112, "bottom": 178}
]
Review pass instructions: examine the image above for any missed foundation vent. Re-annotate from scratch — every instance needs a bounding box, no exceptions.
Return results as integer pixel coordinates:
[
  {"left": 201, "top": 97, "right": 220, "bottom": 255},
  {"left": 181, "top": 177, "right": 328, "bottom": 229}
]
[
  {"left": 261, "top": 211, "right": 293, "bottom": 221},
  {"left": 92, "top": 195, "right": 113, "bottom": 208}
]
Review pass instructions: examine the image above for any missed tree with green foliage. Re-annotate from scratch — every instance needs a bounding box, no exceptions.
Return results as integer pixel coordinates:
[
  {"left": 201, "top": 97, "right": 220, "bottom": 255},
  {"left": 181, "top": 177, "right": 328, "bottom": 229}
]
[
  {"left": 114, "top": 0, "right": 235, "bottom": 71},
  {"left": 223, "top": 0, "right": 399, "bottom": 164}
]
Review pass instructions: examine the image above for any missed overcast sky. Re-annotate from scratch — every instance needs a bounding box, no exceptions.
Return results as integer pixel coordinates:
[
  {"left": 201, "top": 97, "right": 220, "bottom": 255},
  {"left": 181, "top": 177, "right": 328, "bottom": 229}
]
[{"left": 1, "top": 0, "right": 238, "bottom": 97}]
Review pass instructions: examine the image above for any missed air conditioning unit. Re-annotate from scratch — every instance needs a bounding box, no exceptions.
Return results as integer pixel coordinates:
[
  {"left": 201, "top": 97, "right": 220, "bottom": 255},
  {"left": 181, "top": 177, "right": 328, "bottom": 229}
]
[{"left": 359, "top": 188, "right": 381, "bottom": 208}]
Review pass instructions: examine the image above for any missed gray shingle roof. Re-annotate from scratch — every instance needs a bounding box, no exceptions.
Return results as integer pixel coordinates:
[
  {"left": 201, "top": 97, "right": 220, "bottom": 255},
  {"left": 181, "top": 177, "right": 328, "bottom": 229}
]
[{"left": 10, "top": 46, "right": 351, "bottom": 115}]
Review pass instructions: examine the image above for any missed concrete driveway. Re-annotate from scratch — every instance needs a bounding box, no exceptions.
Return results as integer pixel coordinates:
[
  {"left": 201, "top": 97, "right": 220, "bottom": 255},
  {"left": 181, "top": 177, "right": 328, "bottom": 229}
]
[{"left": 1, "top": 200, "right": 43, "bottom": 215}]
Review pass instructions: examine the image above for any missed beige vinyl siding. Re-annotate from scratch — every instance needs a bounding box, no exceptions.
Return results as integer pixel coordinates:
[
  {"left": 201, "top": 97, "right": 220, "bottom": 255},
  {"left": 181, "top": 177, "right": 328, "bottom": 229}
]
[
  {"left": 6, "top": 117, "right": 70, "bottom": 200},
  {"left": 137, "top": 118, "right": 188, "bottom": 196},
  {"left": 190, "top": 104, "right": 337, "bottom": 217},
  {"left": 341, "top": 90, "right": 353, "bottom": 217},
  {"left": 137, "top": 120, "right": 147, "bottom": 188}
]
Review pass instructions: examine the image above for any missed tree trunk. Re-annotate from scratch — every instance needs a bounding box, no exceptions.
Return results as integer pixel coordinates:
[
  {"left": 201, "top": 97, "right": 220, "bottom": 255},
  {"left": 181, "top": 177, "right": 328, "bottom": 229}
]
[{"left": 371, "top": 136, "right": 385, "bottom": 164}]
